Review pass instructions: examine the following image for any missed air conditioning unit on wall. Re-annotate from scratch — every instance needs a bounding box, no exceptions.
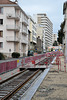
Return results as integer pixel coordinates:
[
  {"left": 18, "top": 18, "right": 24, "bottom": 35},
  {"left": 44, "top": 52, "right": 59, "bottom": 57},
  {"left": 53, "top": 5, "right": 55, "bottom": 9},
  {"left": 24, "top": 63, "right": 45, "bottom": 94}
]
[
  {"left": 7, "top": 14, "right": 12, "bottom": 18},
  {"left": 8, "top": 15, "right": 12, "bottom": 17}
]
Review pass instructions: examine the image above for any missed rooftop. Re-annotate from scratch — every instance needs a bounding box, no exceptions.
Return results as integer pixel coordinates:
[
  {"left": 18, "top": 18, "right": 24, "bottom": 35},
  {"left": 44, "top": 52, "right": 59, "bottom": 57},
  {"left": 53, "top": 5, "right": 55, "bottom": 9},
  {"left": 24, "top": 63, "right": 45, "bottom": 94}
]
[{"left": 0, "top": 0, "right": 16, "bottom": 4}]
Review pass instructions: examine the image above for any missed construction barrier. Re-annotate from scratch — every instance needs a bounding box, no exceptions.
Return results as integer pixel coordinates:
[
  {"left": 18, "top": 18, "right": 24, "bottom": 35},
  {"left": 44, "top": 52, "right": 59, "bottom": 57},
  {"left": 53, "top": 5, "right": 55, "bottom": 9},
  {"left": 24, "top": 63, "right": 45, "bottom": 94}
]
[
  {"left": 0, "top": 51, "right": 63, "bottom": 74},
  {"left": 55, "top": 51, "right": 67, "bottom": 72},
  {"left": 0, "top": 60, "right": 17, "bottom": 74}
]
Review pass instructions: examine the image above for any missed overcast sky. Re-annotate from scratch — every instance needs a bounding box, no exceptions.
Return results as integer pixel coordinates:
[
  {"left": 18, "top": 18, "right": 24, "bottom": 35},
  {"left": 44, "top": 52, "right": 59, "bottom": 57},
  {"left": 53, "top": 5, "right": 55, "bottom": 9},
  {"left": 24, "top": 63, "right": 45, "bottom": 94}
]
[{"left": 18, "top": 0, "right": 66, "bottom": 34}]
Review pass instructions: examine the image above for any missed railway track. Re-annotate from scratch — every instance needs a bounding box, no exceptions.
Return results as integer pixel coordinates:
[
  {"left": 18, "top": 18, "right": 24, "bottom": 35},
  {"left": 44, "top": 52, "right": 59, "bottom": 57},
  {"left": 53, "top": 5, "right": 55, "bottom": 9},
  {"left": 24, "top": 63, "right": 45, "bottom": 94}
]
[
  {"left": 35, "top": 56, "right": 54, "bottom": 65},
  {"left": 0, "top": 69, "right": 42, "bottom": 100}
]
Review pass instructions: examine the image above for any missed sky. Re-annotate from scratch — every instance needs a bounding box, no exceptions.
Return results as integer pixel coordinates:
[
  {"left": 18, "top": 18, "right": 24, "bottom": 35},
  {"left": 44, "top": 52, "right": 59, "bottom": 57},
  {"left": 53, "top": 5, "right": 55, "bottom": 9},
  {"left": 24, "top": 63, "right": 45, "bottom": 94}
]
[{"left": 17, "top": 0, "right": 66, "bottom": 34}]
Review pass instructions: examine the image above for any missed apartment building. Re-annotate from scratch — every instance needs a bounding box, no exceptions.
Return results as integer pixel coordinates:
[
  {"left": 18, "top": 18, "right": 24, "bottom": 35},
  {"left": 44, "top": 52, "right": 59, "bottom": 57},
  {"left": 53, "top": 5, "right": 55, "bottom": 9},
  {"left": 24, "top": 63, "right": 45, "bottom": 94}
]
[
  {"left": 36, "top": 24, "right": 45, "bottom": 52},
  {"left": 0, "top": 0, "right": 28, "bottom": 57},
  {"left": 28, "top": 15, "right": 37, "bottom": 50},
  {"left": 52, "top": 33, "right": 57, "bottom": 44},
  {"left": 33, "top": 14, "right": 53, "bottom": 50}
]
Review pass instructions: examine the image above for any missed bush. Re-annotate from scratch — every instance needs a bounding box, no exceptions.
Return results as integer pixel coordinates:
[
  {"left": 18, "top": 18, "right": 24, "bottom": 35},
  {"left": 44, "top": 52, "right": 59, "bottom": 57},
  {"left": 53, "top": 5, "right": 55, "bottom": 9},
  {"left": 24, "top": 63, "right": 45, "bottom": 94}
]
[
  {"left": 0, "top": 53, "right": 5, "bottom": 60},
  {"left": 12, "top": 52, "right": 20, "bottom": 58}
]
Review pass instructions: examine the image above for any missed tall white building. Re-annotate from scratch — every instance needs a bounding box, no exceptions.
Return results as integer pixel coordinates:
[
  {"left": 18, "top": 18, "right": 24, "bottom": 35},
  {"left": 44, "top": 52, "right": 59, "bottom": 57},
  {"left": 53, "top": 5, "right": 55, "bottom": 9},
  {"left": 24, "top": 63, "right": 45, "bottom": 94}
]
[
  {"left": 33, "top": 13, "right": 53, "bottom": 50},
  {"left": 0, "top": 0, "right": 28, "bottom": 57}
]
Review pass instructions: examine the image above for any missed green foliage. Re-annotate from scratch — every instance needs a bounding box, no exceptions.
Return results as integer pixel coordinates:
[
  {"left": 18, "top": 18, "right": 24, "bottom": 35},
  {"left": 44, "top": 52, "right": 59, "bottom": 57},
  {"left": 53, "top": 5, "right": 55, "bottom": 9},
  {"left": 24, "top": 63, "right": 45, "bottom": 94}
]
[
  {"left": 53, "top": 41, "right": 58, "bottom": 46},
  {"left": 0, "top": 53, "right": 5, "bottom": 60},
  {"left": 12, "top": 52, "right": 20, "bottom": 58},
  {"left": 58, "top": 21, "right": 65, "bottom": 44}
]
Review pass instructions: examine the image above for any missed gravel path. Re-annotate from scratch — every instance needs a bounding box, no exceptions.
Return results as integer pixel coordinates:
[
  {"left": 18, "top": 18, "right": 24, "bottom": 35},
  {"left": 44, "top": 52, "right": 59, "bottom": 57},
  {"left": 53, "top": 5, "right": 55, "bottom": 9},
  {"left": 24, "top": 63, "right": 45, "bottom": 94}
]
[{"left": 32, "top": 56, "right": 67, "bottom": 100}]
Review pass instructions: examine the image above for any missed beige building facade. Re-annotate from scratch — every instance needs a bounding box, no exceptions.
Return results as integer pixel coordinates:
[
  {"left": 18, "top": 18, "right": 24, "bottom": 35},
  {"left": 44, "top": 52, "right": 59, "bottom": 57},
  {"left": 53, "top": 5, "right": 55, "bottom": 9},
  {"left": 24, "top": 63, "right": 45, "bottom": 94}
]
[
  {"left": 28, "top": 15, "right": 37, "bottom": 50},
  {"left": 37, "top": 24, "right": 45, "bottom": 52},
  {"left": 52, "top": 33, "right": 57, "bottom": 44},
  {"left": 33, "top": 13, "right": 53, "bottom": 51},
  {"left": 0, "top": 0, "right": 28, "bottom": 57}
]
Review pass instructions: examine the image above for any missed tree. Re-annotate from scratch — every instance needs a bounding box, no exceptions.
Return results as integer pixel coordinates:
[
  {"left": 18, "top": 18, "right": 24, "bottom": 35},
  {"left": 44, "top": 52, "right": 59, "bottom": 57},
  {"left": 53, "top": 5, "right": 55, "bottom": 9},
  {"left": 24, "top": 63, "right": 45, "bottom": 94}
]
[
  {"left": 57, "top": 21, "right": 65, "bottom": 44},
  {"left": 53, "top": 41, "right": 58, "bottom": 46}
]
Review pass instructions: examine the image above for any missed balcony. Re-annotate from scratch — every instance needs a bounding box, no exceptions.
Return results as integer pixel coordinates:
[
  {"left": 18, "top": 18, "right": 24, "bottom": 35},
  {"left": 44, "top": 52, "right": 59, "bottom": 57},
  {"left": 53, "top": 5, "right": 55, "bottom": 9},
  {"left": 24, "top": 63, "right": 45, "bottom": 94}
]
[
  {"left": 22, "top": 29, "right": 28, "bottom": 35},
  {"left": 7, "top": 13, "right": 20, "bottom": 21},
  {"left": 22, "top": 18, "right": 28, "bottom": 26},
  {"left": 21, "top": 38, "right": 28, "bottom": 44},
  {"left": 6, "top": 36, "right": 19, "bottom": 42},
  {"left": 6, "top": 25, "right": 20, "bottom": 32}
]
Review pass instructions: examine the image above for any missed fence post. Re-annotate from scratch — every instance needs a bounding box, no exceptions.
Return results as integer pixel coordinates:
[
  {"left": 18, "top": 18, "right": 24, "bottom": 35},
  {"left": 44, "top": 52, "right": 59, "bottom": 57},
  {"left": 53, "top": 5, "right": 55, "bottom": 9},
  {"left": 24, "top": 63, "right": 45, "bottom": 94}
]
[
  {"left": 64, "top": 58, "right": 66, "bottom": 72},
  {"left": 58, "top": 60, "right": 59, "bottom": 72},
  {"left": 60, "top": 60, "right": 61, "bottom": 71}
]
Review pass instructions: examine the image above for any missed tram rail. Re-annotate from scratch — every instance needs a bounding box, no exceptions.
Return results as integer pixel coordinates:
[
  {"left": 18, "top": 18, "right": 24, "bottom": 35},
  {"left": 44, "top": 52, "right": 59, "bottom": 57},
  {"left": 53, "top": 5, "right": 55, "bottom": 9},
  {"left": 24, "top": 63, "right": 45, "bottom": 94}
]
[{"left": 0, "top": 69, "right": 41, "bottom": 100}]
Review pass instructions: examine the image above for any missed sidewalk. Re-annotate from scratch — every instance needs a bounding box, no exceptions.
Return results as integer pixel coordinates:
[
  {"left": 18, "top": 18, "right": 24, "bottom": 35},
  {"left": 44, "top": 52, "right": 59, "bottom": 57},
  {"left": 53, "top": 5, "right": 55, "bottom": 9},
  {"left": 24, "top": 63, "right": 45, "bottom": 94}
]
[
  {"left": 32, "top": 56, "right": 67, "bottom": 100},
  {"left": 0, "top": 67, "right": 20, "bottom": 82}
]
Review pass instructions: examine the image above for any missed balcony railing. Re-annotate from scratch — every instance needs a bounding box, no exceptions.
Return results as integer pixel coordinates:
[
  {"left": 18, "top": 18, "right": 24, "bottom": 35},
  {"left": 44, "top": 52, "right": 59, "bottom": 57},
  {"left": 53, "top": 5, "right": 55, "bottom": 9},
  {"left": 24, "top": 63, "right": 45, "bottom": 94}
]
[
  {"left": 6, "top": 25, "right": 20, "bottom": 32},
  {"left": 22, "top": 18, "right": 28, "bottom": 26},
  {"left": 21, "top": 38, "right": 28, "bottom": 44},
  {"left": 6, "top": 36, "right": 19, "bottom": 42},
  {"left": 7, "top": 13, "right": 20, "bottom": 20},
  {"left": 22, "top": 29, "right": 28, "bottom": 35}
]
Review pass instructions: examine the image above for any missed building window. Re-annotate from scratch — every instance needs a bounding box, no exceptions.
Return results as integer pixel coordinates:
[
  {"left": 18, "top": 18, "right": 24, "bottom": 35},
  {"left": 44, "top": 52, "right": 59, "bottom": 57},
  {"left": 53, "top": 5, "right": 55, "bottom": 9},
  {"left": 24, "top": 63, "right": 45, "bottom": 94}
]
[
  {"left": 32, "top": 36, "right": 36, "bottom": 41},
  {"left": 0, "top": 42, "right": 3, "bottom": 48},
  {"left": 0, "top": 7, "right": 3, "bottom": 14},
  {"left": 32, "top": 30, "right": 34, "bottom": 35},
  {"left": 0, "top": 31, "right": 3, "bottom": 37},
  {"left": 0, "top": 19, "right": 3, "bottom": 25}
]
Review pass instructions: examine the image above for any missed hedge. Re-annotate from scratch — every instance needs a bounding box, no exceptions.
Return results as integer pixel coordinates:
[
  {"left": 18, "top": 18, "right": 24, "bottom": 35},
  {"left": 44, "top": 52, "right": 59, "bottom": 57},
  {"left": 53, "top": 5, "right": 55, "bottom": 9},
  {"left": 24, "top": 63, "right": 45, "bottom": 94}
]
[{"left": 12, "top": 52, "right": 20, "bottom": 58}]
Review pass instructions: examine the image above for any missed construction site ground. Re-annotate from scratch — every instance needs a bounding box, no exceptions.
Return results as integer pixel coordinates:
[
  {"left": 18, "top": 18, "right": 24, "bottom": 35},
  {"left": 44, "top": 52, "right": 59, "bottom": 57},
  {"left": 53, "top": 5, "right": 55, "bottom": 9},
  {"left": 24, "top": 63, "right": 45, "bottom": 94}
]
[{"left": 32, "top": 56, "right": 67, "bottom": 100}]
